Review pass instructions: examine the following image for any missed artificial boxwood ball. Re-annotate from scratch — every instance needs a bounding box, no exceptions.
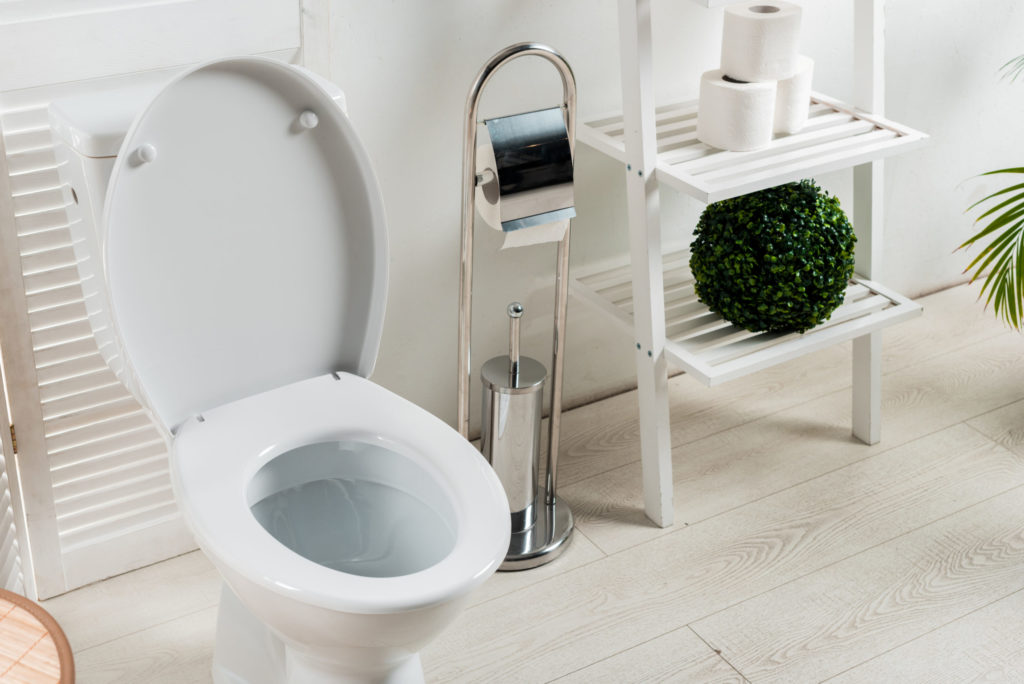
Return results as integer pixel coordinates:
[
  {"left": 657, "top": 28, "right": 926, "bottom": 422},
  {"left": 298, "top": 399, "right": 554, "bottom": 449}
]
[{"left": 689, "top": 180, "right": 856, "bottom": 333}]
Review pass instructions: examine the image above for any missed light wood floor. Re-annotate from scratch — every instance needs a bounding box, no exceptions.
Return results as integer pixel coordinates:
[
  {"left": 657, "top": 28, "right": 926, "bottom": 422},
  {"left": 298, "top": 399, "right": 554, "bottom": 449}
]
[{"left": 42, "top": 284, "right": 1024, "bottom": 683}]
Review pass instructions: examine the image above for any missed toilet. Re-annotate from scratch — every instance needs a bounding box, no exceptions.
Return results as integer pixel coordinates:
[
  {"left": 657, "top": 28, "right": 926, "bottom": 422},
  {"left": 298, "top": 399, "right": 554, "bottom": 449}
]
[{"left": 49, "top": 56, "right": 511, "bottom": 683}]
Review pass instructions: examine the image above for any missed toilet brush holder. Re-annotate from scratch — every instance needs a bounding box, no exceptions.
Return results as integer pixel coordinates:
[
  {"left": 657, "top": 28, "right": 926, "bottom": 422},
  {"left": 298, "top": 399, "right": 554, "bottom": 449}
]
[
  {"left": 481, "top": 304, "right": 571, "bottom": 569},
  {"left": 458, "top": 43, "right": 576, "bottom": 570}
]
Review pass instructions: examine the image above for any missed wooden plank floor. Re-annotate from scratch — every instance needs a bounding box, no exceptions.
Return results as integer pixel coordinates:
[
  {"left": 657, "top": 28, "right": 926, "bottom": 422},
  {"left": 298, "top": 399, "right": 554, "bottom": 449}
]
[{"left": 41, "top": 283, "right": 1024, "bottom": 683}]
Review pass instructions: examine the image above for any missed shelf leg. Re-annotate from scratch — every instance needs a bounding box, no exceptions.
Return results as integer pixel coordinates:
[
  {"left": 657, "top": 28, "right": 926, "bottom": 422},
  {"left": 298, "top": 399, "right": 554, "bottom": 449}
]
[
  {"left": 852, "top": 332, "right": 881, "bottom": 445},
  {"left": 851, "top": 0, "right": 886, "bottom": 446},
  {"left": 634, "top": 351, "right": 673, "bottom": 527},
  {"left": 852, "top": 158, "right": 884, "bottom": 446},
  {"left": 619, "top": 0, "right": 672, "bottom": 527}
]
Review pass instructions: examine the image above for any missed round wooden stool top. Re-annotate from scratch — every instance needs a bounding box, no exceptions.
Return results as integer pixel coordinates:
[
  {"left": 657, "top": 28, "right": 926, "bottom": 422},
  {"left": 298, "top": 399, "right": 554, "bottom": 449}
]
[{"left": 0, "top": 588, "right": 74, "bottom": 683}]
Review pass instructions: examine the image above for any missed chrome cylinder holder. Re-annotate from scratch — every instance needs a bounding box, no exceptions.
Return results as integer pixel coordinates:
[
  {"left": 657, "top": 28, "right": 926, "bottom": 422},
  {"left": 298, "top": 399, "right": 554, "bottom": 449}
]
[{"left": 458, "top": 42, "right": 576, "bottom": 570}]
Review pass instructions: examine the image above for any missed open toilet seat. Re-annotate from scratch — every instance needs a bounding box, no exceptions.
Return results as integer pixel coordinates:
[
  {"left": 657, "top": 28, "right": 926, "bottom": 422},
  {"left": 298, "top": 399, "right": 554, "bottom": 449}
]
[{"left": 171, "top": 373, "right": 509, "bottom": 615}]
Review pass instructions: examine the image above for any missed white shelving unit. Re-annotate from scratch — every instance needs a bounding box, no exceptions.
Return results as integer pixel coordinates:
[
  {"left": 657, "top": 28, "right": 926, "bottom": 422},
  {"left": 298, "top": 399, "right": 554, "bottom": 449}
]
[{"left": 573, "top": 0, "right": 927, "bottom": 527}]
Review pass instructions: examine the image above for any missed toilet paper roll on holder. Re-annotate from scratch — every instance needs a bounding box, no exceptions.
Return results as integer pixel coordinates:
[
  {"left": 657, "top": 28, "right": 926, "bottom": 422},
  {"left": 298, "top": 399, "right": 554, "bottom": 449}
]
[{"left": 458, "top": 42, "right": 576, "bottom": 569}]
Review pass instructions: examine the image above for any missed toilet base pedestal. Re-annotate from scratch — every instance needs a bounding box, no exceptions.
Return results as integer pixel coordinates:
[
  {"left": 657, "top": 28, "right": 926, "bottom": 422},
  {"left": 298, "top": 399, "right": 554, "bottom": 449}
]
[
  {"left": 212, "top": 584, "right": 285, "bottom": 684},
  {"left": 210, "top": 584, "right": 427, "bottom": 684}
]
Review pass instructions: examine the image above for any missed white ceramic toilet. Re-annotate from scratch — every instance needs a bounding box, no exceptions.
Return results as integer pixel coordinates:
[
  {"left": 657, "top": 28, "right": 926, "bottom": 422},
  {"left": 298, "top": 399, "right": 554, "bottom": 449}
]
[{"left": 49, "top": 57, "right": 511, "bottom": 683}]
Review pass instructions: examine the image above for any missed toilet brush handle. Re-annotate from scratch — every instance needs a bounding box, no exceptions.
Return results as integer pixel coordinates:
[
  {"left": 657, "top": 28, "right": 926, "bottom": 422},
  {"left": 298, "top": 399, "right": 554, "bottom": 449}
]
[{"left": 507, "top": 302, "right": 523, "bottom": 384}]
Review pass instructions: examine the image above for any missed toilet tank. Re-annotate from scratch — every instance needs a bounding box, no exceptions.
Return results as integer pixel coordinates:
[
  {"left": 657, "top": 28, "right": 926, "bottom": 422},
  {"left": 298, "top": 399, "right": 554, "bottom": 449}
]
[
  {"left": 49, "top": 85, "right": 161, "bottom": 381},
  {"left": 49, "top": 85, "right": 161, "bottom": 237}
]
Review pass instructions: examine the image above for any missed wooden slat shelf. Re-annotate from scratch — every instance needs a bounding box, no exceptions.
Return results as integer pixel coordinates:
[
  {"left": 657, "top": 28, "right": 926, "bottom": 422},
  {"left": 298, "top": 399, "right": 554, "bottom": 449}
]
[
  {"left": 571, "top": 249, "right": 923, "bottom": 386},
  {"left": 577, "top": 92, "right": 928, "bottom": 204}
]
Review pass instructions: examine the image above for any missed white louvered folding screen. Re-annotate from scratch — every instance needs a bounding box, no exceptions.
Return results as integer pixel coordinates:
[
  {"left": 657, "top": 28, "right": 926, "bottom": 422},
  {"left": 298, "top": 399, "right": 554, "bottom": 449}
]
[
  {"left": 1, "top": 98, "right": 196, "bottom": 596},
  {"left": 0, "top": 0, "right": 307, "bottom": 598}
]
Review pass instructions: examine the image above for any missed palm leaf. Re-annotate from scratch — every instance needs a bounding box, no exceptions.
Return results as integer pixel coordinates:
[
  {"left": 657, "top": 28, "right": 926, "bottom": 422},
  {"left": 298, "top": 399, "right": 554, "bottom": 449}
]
[
  {"left": 963, "top": 219, "right": 1021, "bottom": 275},
  {"left": 1002, "top": 54, "right": 1024, "bottom": 82},
  {"left": 966, "top": 181, "right": 1024, "bottom": 212},
  {"left": 962, "top": 167, "right": 1024, "bottom": 329},
  {"left": 973, "top": 191, "right": 1024, "bottom": 222},
  {"left": 978, "top": 248, "right": 1014, "bottom": 303}
]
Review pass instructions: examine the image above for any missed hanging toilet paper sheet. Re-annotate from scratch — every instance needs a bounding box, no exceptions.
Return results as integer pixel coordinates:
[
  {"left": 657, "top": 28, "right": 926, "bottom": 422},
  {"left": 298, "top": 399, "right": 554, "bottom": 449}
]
[
  {"left": 774, "top": 55, "right": 814, "bottom": 134},
  {"left": 696, "top": 70, "right": 777, "bottom": 152},
  {"left": 475, "top": 143, "right": 569, "bottom": 249},
  {"left": 721, "top": 2, "right": 803, "bottom": 83}
]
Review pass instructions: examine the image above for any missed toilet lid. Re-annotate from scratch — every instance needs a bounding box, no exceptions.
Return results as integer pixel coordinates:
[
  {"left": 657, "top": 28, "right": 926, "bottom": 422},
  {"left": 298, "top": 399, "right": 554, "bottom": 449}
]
[{"left": 102, "top": 57, "right": 388, "bottom": 431}]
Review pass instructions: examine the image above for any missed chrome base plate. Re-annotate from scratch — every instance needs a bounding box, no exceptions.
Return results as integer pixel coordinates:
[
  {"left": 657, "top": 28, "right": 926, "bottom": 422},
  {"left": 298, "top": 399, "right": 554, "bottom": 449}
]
[{"left": 499, "top": 493, "right": 573, "bottom": 571}]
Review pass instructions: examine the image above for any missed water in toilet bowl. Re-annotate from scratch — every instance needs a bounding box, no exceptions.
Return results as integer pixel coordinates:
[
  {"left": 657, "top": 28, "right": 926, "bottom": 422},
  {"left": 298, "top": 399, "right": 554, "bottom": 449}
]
[{"left": 248, "top": 440, "right": 458, "bottom": 578}]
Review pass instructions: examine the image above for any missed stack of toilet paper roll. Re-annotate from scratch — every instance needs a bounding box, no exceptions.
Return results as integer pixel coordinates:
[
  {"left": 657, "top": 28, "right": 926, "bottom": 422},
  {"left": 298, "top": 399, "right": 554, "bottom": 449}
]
[{"left": 696, "top": 1, "right": 815, "bottom": 152}]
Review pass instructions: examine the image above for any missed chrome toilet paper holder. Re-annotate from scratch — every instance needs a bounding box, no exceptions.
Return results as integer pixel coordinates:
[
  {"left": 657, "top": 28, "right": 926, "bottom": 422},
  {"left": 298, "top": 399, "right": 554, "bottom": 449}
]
[{"left": 458, "top": 42, "right": 576, "bottom": 570}]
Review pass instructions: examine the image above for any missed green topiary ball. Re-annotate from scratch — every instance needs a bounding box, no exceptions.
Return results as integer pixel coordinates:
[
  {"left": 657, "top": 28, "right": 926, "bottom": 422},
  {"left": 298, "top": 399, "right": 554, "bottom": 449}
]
[{"left": 689, "top": 180, "right": 856, "bottom": 334}]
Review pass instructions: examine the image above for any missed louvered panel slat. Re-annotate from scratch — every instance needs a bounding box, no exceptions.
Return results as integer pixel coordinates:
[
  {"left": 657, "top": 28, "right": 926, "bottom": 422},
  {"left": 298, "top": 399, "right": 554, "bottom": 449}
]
[
  {"left": 3, "top": 127, "right": 54, "bottom": 154},
  {"left": 30, "top": 318, "right": 93, "bottom": 351},
  {"left": 33, "top": 337, "right": 100, "bottom": 369},
  {"left": 41, "top": 384, "right": 133, "bottom": 421},
  {"left": 0, "top": 531, "right": 17, "bottom": 574},
  {"left": 36, "top": 354, "right": 108, "bottom": 386},
  {"left": 45, "top": 400, "right": 145, "bottom": 437},
  {"left": 51, "top": 439, "right": 165, "bottom": 486},
  {"left": 38, "top": 368, "right": 117, "bottom": 402},
  {"left": 58, "top": 492, "right": 178, "bottom": 547},
  {"left": 1, "top": 106, "right": 48, "bottom": 134},
  {"left": 26, "top": 283, "right": 84, "bottom": 314},
  {"left": 28, "top": 299, "right": 88, "bottom": 332},
  {"left": 45, "top": 409, "right": 151, "bottom": 453},
  {"left": 61, "top": 503, "right": 182, "bottom": 553},
  {"left": 0, "top": 457, "right": 24, "bottom": 593},
  {"left": 13, "top": 185, "right": 65, "bottom": 216},
  {"left": 21, "top": 264, "right": 81, "bottom": 296},
  {"left": 0, "top": 503, "right": 13, "bottom": 539},
  {"left": 15, "top": 207, "right": 69, "bottom": 237},
  {"left": 55, "top": 465, "right": 171, "bottom": 517},
  {"left": 6, "top": 145, "right": 57, "bottom": 175},
  {"left": 49, "top": 431, "right": 164, "bottom": 472},
  {"left": 9, "top": 166, "right": 62, "bottom": 196},
  {"left": 17, "top": 225, "right": 73, "bottom": 257},
  {"left": 19, "top": 244, "right": 77, "bottom": 275},
  {"left": 0, "top": 531, "right": 21, "bottom": 594}
]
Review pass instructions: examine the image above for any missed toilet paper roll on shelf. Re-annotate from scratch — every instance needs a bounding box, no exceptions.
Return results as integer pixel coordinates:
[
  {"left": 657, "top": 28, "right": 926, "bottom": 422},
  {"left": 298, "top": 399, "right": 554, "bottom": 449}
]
[
  {"left": 696, "top": 70, "right": 777, "bottom": 152},
  {"left": 774, "top": 55, "right": 814, "bottom": 134},
  {"left": 721, "top": 1, "right": 803, "bottom": 83},
  {"left": 475, "top": 143, "right": 570, "bottom": 249}
]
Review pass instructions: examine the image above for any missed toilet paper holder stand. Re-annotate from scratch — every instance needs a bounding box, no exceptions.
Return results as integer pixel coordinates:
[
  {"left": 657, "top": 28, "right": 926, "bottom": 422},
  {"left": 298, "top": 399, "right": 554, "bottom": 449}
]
[{"left": 458, "top": 42, "right": 576, "bottom": 569}]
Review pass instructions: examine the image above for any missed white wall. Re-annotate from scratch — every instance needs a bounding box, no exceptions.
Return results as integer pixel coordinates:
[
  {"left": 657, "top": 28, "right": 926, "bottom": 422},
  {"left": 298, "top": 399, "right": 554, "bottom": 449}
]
[{"left": 332, "top": 0, "right": 1023, "bottom": 430}]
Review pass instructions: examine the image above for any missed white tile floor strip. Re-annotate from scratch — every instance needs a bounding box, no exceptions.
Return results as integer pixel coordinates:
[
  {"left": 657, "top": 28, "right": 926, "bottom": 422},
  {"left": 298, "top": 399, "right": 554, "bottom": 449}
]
[{"left": 40, "top": 283, "right": 1024, "bottom": 683}]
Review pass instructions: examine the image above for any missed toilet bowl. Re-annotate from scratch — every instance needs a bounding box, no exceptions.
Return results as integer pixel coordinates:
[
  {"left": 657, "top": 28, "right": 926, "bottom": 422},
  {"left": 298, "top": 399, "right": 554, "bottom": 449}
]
[
  {"left": 177, "top": 373, "right": 508, "bottom": 682},
  {"left": 49, "top": 57, "right": 510, "bottom": 683}
]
